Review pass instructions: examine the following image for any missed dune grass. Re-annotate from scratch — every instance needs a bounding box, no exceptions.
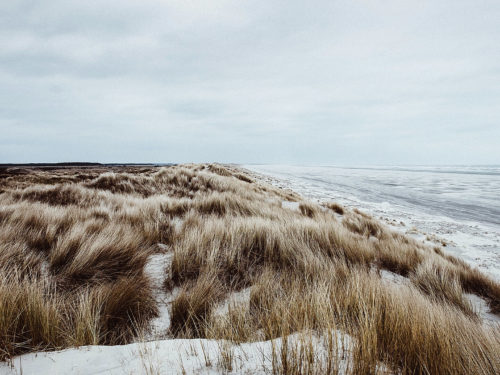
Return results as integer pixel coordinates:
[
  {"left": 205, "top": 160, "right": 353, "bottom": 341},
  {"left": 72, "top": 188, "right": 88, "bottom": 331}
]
[{"left": 0, "top": 163, "right": 499, "bottom": 374}]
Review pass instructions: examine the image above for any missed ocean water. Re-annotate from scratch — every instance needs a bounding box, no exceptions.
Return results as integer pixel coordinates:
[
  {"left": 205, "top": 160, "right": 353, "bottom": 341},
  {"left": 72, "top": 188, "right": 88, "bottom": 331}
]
[{"left": 244, "top": 164, "right": 500, "bottom": 279}]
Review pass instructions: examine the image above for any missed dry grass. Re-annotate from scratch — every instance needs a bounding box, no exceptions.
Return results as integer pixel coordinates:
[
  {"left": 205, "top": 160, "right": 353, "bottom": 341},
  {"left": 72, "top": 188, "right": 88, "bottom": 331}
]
[
  {"left": 0, "top": 163, "right": 499, "bottom": 374},
  {"left": 324, "top": 202, "right": 345, "bottom": 215},
  {"left": 170, "top": 272, "right": 225, "bottom": 337}
]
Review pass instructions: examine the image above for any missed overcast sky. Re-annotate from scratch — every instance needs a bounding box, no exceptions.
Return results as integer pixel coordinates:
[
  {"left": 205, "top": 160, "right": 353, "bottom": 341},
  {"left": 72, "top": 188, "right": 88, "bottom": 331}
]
[{"left": 1, "top": 1, "right": 499, "bottom": 165}]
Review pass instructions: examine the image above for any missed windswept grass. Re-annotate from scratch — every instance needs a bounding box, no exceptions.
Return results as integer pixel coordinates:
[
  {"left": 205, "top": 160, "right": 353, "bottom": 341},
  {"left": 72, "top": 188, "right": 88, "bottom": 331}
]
[{"left": 0, "top": 163, "right": 499, "bottom": 374}]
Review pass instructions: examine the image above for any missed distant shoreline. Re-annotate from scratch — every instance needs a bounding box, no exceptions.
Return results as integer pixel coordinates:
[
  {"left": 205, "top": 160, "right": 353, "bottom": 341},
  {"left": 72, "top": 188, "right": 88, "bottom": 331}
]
[{"left": 0, "top": 162, "right": 175, "bottom": 169}]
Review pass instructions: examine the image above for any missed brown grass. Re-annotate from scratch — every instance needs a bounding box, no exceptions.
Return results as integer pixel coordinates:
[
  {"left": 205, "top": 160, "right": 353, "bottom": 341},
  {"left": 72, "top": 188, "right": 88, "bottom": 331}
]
[
  {"left": 170, "top": 272, "right": 225, "bottom": 336},
  {"left": 324, "top": 202, "right": 345, "bottom": 215},
  {"left": 0, "top": 163, "right": 499, "bottom": 374}
]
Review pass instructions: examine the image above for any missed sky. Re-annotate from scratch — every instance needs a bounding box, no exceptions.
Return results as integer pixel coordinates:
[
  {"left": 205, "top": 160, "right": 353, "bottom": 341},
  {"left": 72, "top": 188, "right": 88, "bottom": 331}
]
[{"left": 1, "top": 0, "right": 499, "bottom": 165}]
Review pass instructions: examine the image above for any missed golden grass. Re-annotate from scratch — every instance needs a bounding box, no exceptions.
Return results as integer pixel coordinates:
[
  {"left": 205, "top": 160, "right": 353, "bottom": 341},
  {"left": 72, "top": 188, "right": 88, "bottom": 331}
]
[
  {"left": 324, "top": 202, "right": 345, "bottom": 215},
  {"left": 0, "top": 163, "right": 499, "bottom": 374}
]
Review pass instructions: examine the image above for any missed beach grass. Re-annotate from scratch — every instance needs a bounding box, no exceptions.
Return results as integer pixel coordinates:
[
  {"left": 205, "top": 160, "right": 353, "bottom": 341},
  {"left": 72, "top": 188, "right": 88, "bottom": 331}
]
[{"left": 0, "top": 163, "right": 499, "bottom": 374}]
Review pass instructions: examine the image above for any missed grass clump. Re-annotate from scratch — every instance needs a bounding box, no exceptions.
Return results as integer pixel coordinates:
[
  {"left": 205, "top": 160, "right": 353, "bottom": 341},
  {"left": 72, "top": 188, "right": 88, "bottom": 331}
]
[{"left": 324, "top": 202, "right": 344, "bottom": 215}]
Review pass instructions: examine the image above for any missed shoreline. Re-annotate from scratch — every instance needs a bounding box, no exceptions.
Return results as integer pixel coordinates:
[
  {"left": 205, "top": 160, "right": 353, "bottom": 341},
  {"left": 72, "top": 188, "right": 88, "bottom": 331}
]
[{"left": 243, "top": 164, "right": 500, "bottom": 281}]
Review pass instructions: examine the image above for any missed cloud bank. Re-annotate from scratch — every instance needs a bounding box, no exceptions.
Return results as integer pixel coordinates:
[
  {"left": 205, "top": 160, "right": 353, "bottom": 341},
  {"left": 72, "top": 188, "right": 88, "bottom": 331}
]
[{"left": 1, "top": 0, "right": 499, "bottom": 164}]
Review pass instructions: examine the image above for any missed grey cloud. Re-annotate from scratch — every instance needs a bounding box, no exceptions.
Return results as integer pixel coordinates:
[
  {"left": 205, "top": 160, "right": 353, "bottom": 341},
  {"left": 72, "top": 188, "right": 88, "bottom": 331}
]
[{"left": 0, "top": 0, "right": 499, "bottom": 164}]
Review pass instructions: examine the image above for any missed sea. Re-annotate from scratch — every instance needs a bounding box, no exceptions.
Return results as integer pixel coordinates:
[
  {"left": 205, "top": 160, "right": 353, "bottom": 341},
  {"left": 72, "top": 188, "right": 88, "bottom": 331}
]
[{"left": 244, "top": 164, "right": 500, "bottom": 280}]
